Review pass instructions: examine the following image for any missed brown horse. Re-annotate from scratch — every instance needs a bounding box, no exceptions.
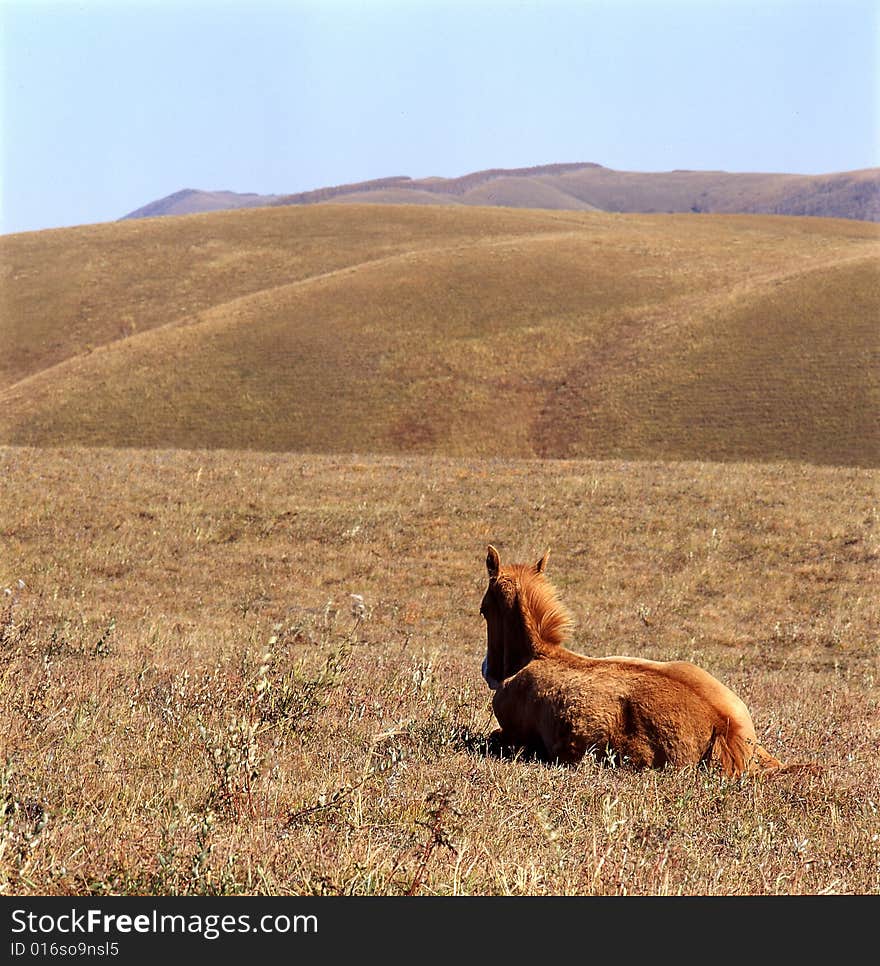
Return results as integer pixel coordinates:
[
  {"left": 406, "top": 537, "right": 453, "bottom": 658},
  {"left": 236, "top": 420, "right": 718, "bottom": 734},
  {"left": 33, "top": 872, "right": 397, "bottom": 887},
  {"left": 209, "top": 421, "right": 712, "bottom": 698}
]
[{"left": 480, "top": 545, "right": 813, "bottom": 777}]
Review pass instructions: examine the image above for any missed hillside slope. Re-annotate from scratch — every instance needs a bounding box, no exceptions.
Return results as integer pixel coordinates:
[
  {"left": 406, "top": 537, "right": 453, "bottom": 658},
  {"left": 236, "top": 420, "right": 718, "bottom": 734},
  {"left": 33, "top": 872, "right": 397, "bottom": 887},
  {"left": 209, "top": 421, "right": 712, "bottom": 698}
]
[{"left": 1, "top": 204, "right": 878, "bottom": 465}]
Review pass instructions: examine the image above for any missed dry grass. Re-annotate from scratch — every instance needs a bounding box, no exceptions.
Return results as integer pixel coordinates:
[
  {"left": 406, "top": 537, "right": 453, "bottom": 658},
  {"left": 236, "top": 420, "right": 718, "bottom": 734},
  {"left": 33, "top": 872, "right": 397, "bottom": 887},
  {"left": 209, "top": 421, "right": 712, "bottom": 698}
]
[
  {"left": 1, "top": 206, "right": 878, "bottom": 465},
  {"left": 1, "top": 446, "right": 877, "bottom": 895},
  {"left": 0, "top": 204, "right": 554, "bottom": 391}
]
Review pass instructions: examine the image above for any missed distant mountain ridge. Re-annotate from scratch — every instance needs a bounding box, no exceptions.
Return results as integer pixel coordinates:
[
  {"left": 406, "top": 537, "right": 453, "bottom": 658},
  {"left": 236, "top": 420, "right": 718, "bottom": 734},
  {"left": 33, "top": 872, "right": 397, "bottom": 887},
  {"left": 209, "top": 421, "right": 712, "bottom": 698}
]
[
  {"left": 123, "top": 187, "right": 285, "bottom": 219},
  {"left": 121, "top": 162, "right": 880, "bottom": 222}
]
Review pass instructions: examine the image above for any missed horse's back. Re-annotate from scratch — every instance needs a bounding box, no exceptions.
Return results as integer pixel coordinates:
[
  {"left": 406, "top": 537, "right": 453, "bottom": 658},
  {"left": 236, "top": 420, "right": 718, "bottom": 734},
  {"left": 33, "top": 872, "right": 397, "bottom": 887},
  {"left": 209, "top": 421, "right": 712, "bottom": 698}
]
[
  {"left": 573, "top": 653, "right": 757, "bottom": 736},
  {"left": 493, "top": 651, "right": 762, "bottom": 771}
]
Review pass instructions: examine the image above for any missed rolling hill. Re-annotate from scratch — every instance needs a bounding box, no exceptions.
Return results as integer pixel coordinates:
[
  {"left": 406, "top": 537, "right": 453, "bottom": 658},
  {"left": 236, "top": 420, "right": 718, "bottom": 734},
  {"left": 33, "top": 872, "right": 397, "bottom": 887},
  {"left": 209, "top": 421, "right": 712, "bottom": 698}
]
[
  {"left": 1, "top": 203, "right": 878, "bottom": 465},
  {"left": 120, "top": 163, "right": 880, "bottom": 222}
]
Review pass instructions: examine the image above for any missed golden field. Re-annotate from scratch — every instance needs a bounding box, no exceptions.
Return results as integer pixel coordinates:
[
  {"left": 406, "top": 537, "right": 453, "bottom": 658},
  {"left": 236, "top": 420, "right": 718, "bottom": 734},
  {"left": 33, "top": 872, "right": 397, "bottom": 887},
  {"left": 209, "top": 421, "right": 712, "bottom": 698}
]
[{"left": 1, "top": 447, "right": 877, "bottom": 895}]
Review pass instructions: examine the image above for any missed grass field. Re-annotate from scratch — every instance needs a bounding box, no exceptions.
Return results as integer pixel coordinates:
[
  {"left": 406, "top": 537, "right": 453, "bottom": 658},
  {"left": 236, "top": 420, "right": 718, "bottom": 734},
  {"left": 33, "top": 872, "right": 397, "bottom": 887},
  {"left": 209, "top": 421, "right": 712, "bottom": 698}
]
[
  {"left": 2, "top": 201, "right": 877, "bottom": 896},
  {"left": 1, "top": 447, "right": 877, "bottom": 895}
]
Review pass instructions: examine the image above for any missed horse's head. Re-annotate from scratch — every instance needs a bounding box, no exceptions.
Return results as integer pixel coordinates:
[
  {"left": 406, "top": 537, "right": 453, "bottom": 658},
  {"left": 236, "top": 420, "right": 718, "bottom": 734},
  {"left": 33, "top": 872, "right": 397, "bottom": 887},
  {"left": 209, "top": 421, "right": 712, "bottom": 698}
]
[{"left": 480, "top": 544, "right": 552, "bottom": 690}]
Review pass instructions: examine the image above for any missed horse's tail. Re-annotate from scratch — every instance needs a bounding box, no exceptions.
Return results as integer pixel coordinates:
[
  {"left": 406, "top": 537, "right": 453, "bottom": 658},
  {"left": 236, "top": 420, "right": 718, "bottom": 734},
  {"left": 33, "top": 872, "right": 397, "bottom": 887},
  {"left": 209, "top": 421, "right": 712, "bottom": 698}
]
[
  {"left": 711, "top": 729, "right": 823, "bottom": 779},
  {"left": 708, "top": 729, "right": 758, "bottom": 776},
  {"left": 755, "top": 754, "right": 824, "bottom": 778}
]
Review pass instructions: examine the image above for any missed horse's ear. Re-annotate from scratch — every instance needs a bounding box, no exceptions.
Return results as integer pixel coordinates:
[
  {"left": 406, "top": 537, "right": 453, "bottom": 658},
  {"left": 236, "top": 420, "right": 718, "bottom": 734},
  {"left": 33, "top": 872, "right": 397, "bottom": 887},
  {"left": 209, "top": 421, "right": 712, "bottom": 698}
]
[
  {"left": 486, "top": 545, "right": 501, "bottom": 578},
  {"left": 535, "top": 550, "right": 550, "bottom": 574}
]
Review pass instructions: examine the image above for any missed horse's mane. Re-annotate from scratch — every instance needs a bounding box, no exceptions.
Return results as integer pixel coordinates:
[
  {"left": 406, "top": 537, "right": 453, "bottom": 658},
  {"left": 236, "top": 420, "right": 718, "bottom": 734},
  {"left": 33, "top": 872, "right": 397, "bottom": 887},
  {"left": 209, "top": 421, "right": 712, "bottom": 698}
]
[{"left": 512, "top": 565, "right": 574, "bottom": 647}]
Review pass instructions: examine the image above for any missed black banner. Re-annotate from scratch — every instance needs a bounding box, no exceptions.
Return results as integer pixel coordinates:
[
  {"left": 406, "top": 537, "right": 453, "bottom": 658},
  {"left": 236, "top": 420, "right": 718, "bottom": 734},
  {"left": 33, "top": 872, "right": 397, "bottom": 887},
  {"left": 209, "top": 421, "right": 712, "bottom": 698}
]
[{"left": 0, "top": 895, "right": 863, "bottom": 962}]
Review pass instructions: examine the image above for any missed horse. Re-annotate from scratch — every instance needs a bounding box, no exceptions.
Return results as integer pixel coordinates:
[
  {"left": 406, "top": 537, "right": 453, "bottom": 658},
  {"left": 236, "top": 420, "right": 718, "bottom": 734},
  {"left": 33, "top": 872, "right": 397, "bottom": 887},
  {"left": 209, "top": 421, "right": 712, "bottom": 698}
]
[{"left": 480, "top": 545, "right": 816, "bottom": 777}]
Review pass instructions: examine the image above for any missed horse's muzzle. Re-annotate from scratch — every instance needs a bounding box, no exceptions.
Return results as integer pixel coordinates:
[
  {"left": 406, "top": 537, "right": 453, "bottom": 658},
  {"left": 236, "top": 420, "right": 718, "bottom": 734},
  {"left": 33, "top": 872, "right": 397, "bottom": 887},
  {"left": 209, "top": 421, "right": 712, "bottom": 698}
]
[{"left": 481, "top": 656, "right": 500, "bottom": 691}]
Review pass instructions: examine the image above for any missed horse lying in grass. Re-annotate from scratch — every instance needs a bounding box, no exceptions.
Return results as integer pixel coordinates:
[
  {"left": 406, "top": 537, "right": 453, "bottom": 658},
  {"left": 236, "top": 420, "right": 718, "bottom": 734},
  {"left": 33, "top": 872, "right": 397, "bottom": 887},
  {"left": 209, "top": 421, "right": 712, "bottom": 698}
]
[{"left": 480, "top": 545, "right": 817, "bottom": 777}]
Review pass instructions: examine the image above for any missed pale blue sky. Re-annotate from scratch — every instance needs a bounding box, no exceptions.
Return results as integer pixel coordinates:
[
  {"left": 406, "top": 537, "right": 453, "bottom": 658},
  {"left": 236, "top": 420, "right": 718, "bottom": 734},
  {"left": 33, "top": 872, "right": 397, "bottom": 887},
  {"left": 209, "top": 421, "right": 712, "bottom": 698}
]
[{"left": 1, "top": 0, "right": 877, "bottom": 234}]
